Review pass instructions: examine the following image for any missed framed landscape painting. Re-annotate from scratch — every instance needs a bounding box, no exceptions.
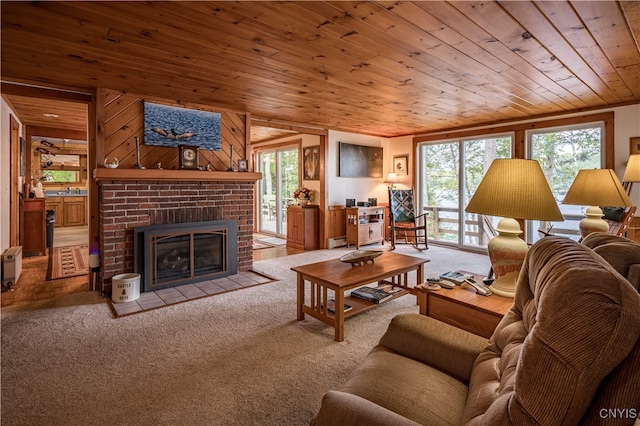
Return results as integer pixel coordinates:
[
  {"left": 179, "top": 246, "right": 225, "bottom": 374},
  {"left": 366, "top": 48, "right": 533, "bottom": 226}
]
[
  {"left": 338, "top": 142, "right": 383, "bottom": 178},
  {"left": 143, "top": 102, "right": 221, "bottom": 150}
]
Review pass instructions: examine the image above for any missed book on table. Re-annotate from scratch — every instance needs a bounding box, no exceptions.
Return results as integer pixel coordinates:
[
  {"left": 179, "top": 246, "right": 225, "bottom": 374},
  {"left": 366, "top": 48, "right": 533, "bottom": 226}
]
[
  {"left": 326, "top": 298, "right": 353, "bottom": 313},
  {"left": 350, "top": 286, "right": 394, "bottom": 304},
  {"left": 439, "top": 271, "right": 474, "bottom": 285}
]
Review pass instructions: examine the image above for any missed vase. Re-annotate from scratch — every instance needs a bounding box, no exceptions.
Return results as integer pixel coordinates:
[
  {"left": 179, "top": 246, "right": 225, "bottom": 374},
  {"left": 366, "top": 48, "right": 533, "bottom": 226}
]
[{"left": 300, "top": 199, "right": 309, "bottom": 207}]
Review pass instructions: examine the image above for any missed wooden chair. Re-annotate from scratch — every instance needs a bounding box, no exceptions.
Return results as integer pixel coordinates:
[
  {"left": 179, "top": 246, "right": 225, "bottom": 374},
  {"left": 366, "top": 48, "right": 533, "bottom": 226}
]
[
  {"left": 388, "top": 188, "right": 429, "bottom": 250},
  {"left": 603, "top": 205, "right": 636, "bottom": 237}
]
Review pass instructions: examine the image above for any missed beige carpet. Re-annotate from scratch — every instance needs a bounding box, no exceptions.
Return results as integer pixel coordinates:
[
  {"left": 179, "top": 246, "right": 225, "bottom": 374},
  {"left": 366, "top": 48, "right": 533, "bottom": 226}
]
[
  {"left": 47, "top": 244, "right": 89, "bottom": 280},
  {"left": 1, "top": 245, "right": 490, "bottom": 425}
]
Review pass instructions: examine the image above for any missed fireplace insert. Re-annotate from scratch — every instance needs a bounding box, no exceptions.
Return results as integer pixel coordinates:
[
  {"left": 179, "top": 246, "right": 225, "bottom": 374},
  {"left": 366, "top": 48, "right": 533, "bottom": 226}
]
[{"left": 134, "top": 220, "right": 238, "bottom": 292}]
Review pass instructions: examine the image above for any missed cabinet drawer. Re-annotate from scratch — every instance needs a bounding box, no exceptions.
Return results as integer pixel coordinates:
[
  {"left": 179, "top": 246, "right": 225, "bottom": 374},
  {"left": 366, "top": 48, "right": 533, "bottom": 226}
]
[
  {"left": 63, "top": 196, "right": 85, "bottom": 203},
  {"left": 428, "top": 296, "right": 502, "bottom": 338}
]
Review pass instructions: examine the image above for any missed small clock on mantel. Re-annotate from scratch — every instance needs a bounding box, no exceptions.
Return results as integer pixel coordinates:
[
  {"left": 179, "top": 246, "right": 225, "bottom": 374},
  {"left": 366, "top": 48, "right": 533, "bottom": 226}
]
[{"left": 179, "top": 145, "right": 199, "bottom": 170}]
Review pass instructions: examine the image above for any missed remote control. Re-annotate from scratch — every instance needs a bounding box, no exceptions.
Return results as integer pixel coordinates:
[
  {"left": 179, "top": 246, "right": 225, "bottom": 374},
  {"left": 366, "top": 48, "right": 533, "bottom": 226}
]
[
  {"left": 464, "top": 278, "right": 492, "bottom": 296},
  {"left": 427, "top": 278, "right": 455, "bottom": 289}
]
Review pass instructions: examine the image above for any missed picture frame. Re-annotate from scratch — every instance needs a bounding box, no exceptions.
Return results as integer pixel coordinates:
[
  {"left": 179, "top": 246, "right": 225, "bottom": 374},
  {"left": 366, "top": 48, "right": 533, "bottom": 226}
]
[
  {"left": 631, "top": 137, "right": 640, "bottom": 155},
  {"left": 393, "top": 155, "right": 408, "bottom": 175},
  {"left": 143, "top": 102, "right": 221, "bottom": 150},
  {"left": 338, "top": 142, "right": 383, "bottom": 178},
  {"left": 303, "top": 145, "right": 320, "bottom": 180},
  {"left": 238, "top": 159, "right": 248, "bottom": 172}
]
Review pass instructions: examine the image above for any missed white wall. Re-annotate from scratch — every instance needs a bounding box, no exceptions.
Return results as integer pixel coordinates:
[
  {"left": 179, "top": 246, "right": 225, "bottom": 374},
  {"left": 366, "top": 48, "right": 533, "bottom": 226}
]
[
  {"left": 327, "top": 130, "right": 390, "bottom": 205},
  {"left": 613, "top": 104, "right": 640, "bottom": 206},
  {"left": 0, "top": 97, "right": 21, "bottom": 253}
]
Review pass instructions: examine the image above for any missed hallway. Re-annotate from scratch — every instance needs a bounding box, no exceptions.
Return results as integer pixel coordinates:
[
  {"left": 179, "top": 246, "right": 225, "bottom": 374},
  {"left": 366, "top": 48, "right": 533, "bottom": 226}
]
[{"left": 1, "top": 227, "right": 89, "bottom": 307}]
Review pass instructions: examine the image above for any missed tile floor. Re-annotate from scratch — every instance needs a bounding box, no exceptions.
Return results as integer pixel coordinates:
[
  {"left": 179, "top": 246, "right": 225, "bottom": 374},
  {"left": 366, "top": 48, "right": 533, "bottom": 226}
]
[{"left": 107, "top": 270, "right": 276, "bottom": 317}]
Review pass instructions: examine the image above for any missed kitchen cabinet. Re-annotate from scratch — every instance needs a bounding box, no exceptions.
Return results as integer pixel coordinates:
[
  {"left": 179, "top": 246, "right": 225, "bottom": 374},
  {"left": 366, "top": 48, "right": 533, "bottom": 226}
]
[
  {"left": 46, "top": 196, "right": 87, "bottom": 227},
  {"left": 286, "top": 205, "right": 319, "bottom": 250},
  {"left": 45, "top": 197, "right": 63, "bottom": 227}
]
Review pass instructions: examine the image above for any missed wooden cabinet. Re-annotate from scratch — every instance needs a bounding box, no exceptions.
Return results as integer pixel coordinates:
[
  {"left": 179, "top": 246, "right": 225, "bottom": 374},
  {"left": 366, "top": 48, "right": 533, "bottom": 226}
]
[
  {"left": 346, "top": 206, "right": 385, "bottom": 249},
  {"left": 45, "top": 197, "right": 63, "bottom": 227},
  {"left": 46, "top": 196, "right": 86, "bottom": 227},
  {"left": 21, "top": 198, "right": 46, "bottom": 256},
  {"left": 417, "top": 282, "right": 513, "bottom": 338},
  {"left": 286, "top": 205, "right": 319, "bottom": 250},
  {"left": 63, "top": 196, "right": 86, "bottom": 226}
]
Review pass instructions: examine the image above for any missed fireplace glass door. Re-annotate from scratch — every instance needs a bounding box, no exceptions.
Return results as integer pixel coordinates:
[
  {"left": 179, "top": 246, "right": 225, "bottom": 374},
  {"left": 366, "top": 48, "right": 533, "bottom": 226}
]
[{"left": 152, "top": 231, "right": 226, "bottom": 288}]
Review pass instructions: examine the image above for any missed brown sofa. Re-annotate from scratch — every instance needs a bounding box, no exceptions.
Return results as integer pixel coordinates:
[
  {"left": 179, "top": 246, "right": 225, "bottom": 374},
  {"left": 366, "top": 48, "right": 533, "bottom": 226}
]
[{"left": 312, "top": 235, "right": 640, "bottom": 425}]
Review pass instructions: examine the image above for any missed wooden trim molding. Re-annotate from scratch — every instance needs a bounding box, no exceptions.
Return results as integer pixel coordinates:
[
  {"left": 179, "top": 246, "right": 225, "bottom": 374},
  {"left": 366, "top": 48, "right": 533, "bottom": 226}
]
[{"left": 93, "top": 168, "right": 261, "bottom": 182}]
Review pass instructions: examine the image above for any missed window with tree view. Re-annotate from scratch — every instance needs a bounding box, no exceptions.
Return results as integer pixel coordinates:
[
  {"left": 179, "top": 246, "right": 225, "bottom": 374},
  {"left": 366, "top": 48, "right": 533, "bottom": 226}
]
[
  {"left": 418, "top": 135, "right": 512, "bottom": 249},
  {"left": 528, "top": 123, "right": 603, "bottom": 243}
]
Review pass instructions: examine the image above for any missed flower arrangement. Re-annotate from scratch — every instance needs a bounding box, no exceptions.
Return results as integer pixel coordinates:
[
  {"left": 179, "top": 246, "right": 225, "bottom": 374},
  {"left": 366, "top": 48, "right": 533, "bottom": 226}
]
[{"left": 293, "top": 186, "right": 313, "bottom": 201}]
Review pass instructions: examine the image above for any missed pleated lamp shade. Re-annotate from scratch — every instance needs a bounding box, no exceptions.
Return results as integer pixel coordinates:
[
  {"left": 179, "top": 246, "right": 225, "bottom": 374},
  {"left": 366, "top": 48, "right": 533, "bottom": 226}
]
[
  {"left": 623, "top": 155, "right": 640, "bottom": 183},
  {"left": 563, "top": 169, "right": 634, "bottom": 238},
  {"left": 563, "top": 169, "right": 633, "bottom": 208},
  {"left": 465, "top": 159, "right": 563, "bottom": 221}
]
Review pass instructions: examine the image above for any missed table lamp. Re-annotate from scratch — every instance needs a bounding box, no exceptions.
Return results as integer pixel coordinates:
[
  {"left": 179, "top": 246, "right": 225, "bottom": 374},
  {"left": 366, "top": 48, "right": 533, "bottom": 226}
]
[
  {"left": 622, "top": 154, "right": 640, "bottom": 194},
  {"left": 562, "top": 169, "right": 633, "bottom": 238},
  {"left": 384, "top": 172, "right": 400, "bottom": 189},
  {"left": 465, "top": 159, "right": 564, "bottom": 298}
]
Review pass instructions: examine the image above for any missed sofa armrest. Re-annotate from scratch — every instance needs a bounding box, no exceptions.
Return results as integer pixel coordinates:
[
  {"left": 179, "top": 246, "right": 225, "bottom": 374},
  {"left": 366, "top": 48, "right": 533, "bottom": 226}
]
[
  {"left": 311, "top": 390, "right": 422, "bottom": 426},
  {"left": 378, "top": 313, "right": 488, "bottom": 382}
]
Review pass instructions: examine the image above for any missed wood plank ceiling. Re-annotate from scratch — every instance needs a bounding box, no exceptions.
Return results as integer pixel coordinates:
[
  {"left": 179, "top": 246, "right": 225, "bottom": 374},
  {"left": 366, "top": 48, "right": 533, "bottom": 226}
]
[{"left": 1, "top": 1, "right": 639, "bottom": 139}]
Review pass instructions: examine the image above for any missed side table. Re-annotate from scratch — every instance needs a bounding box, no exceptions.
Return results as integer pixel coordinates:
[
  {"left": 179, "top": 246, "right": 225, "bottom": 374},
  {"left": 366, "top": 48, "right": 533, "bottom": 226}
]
[{"left": 417, "top": 281, "right": 513, "bottom": 338}]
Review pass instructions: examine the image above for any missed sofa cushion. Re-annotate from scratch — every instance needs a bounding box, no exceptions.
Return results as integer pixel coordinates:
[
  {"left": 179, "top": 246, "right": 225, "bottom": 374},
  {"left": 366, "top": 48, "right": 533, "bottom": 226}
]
[
  {"left": 582, "top": 233, "right": 640, "bottom": 290},
  {"left": 340, "top": 346, "right": 469, "bottom": 426},
  {"left": 312, "top": 390, "right": 422, "bottom": 426},
  {"left": 461, "top": 236, "right": 640, "bottom": 425}
]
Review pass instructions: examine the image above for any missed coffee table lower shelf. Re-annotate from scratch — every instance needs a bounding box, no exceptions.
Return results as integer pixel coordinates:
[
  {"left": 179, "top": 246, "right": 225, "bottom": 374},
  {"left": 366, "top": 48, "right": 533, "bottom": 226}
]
[{"left": 305, "top": 290, "right": 411, "bottom": 321}]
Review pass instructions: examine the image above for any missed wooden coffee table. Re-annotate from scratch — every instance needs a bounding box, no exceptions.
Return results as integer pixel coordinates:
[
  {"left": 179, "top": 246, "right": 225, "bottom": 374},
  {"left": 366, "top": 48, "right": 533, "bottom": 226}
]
[{"left": 292, "top": 251, "right": 427, "bottom": 341}]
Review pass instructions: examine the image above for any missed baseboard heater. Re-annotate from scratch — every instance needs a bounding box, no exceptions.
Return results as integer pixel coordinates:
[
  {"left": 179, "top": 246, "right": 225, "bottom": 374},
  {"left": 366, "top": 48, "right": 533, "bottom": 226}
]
[
  {"left": 2, "top": 246, "right": 23, "bottom": 290},
  {"left": 327, "top": 236, "right": 347, "bottom": 249}
]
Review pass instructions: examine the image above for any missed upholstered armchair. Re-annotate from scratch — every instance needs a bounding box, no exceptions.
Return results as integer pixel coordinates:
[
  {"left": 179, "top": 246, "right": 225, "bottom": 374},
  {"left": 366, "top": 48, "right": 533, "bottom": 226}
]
[
  {"left": 312, "top": 235, "right": 640, "bottom": 425},
  {"left": 388, "top": 188, "right": 428, "bottom": 250}
]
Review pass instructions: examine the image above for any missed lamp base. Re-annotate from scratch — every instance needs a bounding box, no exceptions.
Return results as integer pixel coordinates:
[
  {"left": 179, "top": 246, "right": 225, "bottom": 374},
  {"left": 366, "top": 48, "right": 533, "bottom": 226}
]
[
  {"left": 579, "top": 206, "right": 609, "bottom": 238},
  {"left": 487, "top": 218, "right": 528, "bottom": 299}
]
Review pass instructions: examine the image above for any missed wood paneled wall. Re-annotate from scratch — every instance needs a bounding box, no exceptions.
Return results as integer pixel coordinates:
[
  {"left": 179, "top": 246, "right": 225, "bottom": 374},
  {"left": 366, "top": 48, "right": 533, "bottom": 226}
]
[{"left": 97, "top": 89, "right": 249, "bottom": 171}]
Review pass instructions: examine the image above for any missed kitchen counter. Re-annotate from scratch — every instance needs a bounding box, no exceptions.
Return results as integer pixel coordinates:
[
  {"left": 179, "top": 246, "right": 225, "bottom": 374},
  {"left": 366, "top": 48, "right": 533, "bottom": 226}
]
[{"left": 45, "top": 191, "right": 88, "bottom": 197}]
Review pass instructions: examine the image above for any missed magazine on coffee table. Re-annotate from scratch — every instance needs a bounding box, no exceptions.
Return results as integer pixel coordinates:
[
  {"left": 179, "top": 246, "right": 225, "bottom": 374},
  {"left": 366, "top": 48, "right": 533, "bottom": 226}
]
[
  {"left": 326, "top": 298, "right": 353, "bottom": 313},
  {"left": 350, "top": 286, "right": 394, "bottom": 304}
]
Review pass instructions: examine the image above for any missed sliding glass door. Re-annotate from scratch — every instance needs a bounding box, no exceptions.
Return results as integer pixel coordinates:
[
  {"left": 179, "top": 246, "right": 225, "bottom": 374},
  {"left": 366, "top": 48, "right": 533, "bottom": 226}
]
[
  {"left": 257, "top": 145, "right": 299, "bottom": 237},
  {"left": 417, "top": 135, "right": 512, "bottom": 250}
]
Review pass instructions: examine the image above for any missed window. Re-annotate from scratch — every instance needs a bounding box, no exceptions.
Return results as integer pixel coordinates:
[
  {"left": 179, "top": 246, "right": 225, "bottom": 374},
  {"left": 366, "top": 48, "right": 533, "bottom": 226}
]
[
  {"left": 527, "top": 122, "right": 604, "bottom": 243},
  {"left": 417, "top": 134, "right": 512, "bottom": 250},
  {"left": 415, "top": 112, "right": 613, "bottom": 250},
  {"left": 40, "top": 154, "right": 82, "bottom": 184}
]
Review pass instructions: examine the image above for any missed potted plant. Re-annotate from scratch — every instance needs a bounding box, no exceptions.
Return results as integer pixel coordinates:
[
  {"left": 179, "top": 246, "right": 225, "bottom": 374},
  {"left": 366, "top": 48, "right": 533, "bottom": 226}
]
[{"left": 293, "top": 187, "right": 313, "bottom": 206}]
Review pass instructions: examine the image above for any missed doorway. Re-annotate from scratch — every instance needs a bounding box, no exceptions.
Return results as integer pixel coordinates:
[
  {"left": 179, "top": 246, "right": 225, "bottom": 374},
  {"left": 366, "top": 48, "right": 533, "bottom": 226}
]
[{"left": 256, "top": 145, "right": 299, "bottom": 237}]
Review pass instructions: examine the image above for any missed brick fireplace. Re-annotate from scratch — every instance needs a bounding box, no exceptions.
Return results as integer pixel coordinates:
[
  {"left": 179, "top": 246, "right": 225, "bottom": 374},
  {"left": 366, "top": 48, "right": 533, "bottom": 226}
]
[{"left": 96, "top": 175, "right": 256, "bottom": 292}]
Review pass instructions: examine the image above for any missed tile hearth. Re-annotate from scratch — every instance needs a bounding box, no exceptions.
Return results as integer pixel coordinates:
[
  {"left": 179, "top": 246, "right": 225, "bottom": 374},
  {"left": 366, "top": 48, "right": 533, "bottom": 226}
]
[{"left": 107, "top": 270, "right": 275, "bottom": 317}]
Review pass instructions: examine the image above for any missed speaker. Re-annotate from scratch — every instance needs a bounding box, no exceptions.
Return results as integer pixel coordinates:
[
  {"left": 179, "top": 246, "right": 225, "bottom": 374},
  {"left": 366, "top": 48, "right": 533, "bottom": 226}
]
[
  {"left": 346, "top": 198, "right": 355, "bottom": 207},
  {"left": 368, "top": 198, "right": 377, "bottom": 206}
]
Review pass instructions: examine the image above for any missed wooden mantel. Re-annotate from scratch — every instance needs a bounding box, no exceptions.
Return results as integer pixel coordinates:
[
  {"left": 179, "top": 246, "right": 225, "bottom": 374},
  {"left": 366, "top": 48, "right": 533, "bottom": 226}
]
[{"left": 93, "top": 168, "right": 262, "bottom": 182}]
